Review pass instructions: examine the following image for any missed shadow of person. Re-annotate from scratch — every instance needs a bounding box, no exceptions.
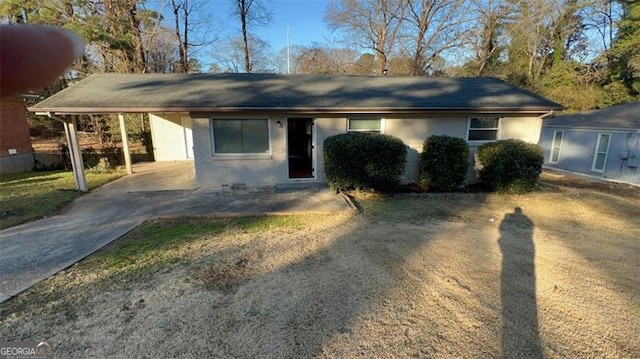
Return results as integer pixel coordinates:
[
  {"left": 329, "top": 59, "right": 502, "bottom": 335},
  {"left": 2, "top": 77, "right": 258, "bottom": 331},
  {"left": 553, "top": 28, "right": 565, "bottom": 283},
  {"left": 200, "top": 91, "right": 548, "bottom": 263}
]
[{"left": 499, "top": 207, "right": 543, "bottom": 358}]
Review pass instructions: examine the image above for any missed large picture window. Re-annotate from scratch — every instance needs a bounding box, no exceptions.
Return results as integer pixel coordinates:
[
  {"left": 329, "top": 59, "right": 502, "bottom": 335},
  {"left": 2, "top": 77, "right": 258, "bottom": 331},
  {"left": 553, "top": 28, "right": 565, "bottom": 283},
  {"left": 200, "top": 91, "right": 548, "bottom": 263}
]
[
  {"left": 348, "top": 118, "right": 382, "bottom": 133},
  {"left": 591, "top": 133, "right": 611, "bottom": 173},
  {"left": 212, "top": 119, "right": 269, "bottom": 154},
  {"left": 468, "top": 117, "right": 500, "bottom": 141}
]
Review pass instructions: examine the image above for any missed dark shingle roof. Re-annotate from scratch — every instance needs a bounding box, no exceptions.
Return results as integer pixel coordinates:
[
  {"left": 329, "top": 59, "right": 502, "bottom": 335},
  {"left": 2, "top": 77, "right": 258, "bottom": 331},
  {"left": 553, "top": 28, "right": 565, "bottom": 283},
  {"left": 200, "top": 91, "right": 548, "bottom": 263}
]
[
  {"left": 30, "top": 73, "right": 563, "bottom": 114},
  {"left": 544, "top": 102, "right": 640, "bottom": 130}
]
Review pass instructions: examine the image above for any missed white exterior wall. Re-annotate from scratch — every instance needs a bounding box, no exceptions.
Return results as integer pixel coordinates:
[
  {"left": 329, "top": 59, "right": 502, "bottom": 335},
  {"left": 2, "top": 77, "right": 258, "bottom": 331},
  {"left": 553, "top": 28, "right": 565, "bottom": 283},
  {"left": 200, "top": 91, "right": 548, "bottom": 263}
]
[
  {"left": 314, "top": 117, "right": 348, "bottom": 182},
  {"left": 193, "top": 116, "right": 286, "bottom": 187},
  {"left": 385, "top": 116, "right": 468, "bottom": 183},
  {"left": 499, "top": 116, "right": 542, "bottom": 143},
  {"left": 149, "top": 113, "right": 192, "bottom": 161},
  {"left": 190, "top": 113, "right": 544, "bottom": 188}
]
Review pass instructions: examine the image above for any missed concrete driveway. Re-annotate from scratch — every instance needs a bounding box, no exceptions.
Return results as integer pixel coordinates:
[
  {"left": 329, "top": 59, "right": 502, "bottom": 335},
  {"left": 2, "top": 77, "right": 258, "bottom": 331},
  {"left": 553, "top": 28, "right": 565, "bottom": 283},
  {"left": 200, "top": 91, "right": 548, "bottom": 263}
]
[{"left": 0, "top": 162, "right": 353, "bottom": 302}]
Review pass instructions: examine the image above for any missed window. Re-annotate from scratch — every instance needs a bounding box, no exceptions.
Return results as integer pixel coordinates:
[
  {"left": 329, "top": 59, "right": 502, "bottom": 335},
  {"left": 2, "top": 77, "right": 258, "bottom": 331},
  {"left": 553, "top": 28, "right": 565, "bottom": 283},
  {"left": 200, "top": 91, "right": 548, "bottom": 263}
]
[
  {"left": 550, "top": 130, "right": 563, "bottom": 163},
  {"left": 212, "top": 119, "right": 269, "bottom": 154},
  {"left": 591, "top": 133, "right": 611, "bottom": 173},
  {"left": 468, "top": 117, "right": 500, "bottom": 141},
  {"left": 348, "top": 118, "right": 381, "bottom": 133}
]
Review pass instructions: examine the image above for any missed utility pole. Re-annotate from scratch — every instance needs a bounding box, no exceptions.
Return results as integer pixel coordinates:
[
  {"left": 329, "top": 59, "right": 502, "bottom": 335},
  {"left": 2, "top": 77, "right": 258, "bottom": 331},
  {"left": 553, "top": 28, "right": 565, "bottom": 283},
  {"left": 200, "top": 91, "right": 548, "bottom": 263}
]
[{"left": 287, "top": 26, "right": 291, "bottom": 74}]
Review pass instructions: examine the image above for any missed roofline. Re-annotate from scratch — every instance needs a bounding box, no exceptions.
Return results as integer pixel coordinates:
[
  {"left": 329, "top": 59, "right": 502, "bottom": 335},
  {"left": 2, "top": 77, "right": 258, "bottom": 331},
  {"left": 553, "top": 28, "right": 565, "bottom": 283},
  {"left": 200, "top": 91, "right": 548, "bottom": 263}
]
[
  {"left": 30, "top": 106, "right": 563, "bottom": 115},
  {"left": 543, "top": 124, "right": 640, "bottom": 132}
]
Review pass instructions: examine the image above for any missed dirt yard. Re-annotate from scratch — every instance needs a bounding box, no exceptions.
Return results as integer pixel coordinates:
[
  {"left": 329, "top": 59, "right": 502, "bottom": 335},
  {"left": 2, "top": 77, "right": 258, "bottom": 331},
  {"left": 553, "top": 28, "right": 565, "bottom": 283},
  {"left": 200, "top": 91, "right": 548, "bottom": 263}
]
[{"left": 1, "top": 184, "right": 639, "bottom": 358}]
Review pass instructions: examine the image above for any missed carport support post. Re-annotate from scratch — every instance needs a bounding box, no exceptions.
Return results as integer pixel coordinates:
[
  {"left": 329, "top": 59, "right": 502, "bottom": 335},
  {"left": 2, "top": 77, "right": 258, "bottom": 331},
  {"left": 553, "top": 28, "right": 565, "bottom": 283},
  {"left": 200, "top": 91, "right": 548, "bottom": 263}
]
[
  {"left": 63, "top": 115, "right": 88, "bottom": 192},
  {"left": 118, "top": 114, "right": 133, "bottom": 175}
]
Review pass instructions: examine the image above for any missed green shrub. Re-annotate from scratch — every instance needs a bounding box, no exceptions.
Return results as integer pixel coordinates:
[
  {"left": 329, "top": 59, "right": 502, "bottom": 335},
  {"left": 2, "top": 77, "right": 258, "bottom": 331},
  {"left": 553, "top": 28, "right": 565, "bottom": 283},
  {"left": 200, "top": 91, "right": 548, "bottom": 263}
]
[
  {"left": 418, "top": 135, "right": 469, "bottom": 192},
  {"left": 324, "top": 132, "right": 407, "bottom": 192},
  {"left": 476, "top": 139, "right": 544, "bottom": 193}
]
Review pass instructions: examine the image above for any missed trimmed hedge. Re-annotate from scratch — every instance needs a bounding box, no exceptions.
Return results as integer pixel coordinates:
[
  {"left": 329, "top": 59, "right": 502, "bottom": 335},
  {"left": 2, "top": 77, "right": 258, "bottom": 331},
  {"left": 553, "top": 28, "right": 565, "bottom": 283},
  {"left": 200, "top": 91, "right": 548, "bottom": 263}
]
[
  {"left": 324, "top": 132, "right": 407, "bottom": 192},
  {"left": 476, "top": 139, "right": 544, "bottom": 193},
  {"left": 418, "top": 135, "right": 469, "bottom": 192}
]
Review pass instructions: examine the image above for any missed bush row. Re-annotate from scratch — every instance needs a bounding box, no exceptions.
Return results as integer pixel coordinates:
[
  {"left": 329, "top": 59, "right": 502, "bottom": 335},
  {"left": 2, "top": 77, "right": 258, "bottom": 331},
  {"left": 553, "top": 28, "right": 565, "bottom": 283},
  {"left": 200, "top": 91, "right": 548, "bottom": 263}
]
[{"left": 324, "top": 133, "right": 544, "bottom": 194}]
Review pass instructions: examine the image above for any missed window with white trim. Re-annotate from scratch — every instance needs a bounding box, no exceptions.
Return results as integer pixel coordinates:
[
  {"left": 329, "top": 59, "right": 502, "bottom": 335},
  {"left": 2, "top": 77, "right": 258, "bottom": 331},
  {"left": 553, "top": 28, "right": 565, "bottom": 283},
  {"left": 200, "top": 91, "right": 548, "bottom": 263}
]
[
  {"left": 348, "top": 118, "right": 381, "bottom": 133},
  {"left": 591, "top": 133, "right": 611, "bottom": 173},
  {"left": 467, "top": 117, "right": 500, "bottom": 141},
  {"left": 550, "top": 130, "right": 563, "bottom": 163},
  {"left": 211, "top": 119, "right": 269, "bottom": 154}
]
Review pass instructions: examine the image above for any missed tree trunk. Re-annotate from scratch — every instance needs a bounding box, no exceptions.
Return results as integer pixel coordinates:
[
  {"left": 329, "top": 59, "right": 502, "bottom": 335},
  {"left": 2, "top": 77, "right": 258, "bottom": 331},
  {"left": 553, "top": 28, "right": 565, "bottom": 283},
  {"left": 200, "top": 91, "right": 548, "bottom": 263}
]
[
  {"left": 239, "top": 0, "right": 252, "bottom": 73},
  {"left": 127, "top": 3, "right": 147, "bottom": 73},
  {"left": 172, "top": 0, "right": 189, "bottom": 73}
]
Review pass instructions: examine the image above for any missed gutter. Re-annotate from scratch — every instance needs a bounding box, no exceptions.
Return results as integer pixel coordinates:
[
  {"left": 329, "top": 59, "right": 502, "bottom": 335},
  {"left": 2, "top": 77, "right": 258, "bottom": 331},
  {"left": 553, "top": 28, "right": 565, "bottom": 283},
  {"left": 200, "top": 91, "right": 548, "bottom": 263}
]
[
  {"left": 29, "top": 106, "right": 565, "bottom": 116},
  {"left": 534, "top": 110, "right": 556, "bottom": 143},
  {"left": 539, "top": 110, "right": 555, "bottom": 119}
]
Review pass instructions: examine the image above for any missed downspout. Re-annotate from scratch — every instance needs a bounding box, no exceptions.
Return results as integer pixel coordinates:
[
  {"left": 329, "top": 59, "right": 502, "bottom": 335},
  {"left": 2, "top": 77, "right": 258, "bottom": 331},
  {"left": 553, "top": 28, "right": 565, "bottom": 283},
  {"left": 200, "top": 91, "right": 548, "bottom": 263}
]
[
  {"left": 539, "top": 110, "right": 555, "bottom": 119},
  {"left": 535, "top": 110, "right": 555, "bottom": 143},
  {"left": 44, "top": 112, "right": 88, "bottom": 192}
]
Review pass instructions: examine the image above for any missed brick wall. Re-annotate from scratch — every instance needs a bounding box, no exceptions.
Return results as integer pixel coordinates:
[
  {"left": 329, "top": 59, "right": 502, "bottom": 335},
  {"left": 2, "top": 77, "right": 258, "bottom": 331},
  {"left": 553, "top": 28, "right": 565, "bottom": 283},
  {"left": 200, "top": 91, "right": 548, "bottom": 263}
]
[
  {"left": 0, "top": 98, "right": 33, "bottom": 157},
  {"left": 189, "top": 113, "right": 543, "bottom": 188},
  {"left": 192, "top": 116, "right": 288, "bottom": 187}
]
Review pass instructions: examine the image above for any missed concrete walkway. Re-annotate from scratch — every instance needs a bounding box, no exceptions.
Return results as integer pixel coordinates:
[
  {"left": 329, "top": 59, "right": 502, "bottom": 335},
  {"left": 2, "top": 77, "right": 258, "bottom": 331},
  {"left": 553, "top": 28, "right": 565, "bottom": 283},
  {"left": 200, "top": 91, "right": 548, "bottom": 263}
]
[{"left": 0, "top": 162, "right": 353, "bottom": 303}]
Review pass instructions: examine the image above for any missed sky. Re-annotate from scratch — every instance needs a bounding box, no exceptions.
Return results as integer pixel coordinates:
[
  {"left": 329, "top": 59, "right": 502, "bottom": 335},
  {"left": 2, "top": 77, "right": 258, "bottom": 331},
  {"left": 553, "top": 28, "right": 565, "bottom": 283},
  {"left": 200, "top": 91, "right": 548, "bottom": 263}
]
[
  {"left": 260, "top": 0, "right": 333, "bottom": 50},
  {"left": 154, "top": 0, "right": 334, "bottom": 51},
  {"left": 149, "top": 0, "right": 335, "bottom": 70}
]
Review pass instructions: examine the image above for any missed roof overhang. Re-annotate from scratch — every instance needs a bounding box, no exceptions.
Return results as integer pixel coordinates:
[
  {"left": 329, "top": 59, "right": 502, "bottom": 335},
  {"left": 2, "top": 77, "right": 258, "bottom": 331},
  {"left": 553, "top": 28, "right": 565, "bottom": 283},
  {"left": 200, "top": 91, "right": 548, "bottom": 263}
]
[{"left": 31, "top": 106, "right": 561, "bottom": 116}]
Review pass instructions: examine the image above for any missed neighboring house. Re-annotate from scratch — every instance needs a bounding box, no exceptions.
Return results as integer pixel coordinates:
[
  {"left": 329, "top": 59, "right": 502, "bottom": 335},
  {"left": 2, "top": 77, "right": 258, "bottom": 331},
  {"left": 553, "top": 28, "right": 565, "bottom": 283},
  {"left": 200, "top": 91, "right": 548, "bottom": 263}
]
[
  {"left": 539, "top": 102, "right": 640, "bottom": 185},
  {"left": 0, "top": 97, "right": 34, "bottom": 173},
  {"left": 29, "top": 73, "right": 562, "bottom": 189}
]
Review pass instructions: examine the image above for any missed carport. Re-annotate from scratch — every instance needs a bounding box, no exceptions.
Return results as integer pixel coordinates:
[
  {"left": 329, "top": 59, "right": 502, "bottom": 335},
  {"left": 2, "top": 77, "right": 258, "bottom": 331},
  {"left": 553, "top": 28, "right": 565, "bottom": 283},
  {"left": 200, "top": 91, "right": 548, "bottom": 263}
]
[
  {"left": 30, "top": 111, "right": 194, "bottom": 192},
  {"left": 34, "top": 112, "right": 138, "bottom": 191}
]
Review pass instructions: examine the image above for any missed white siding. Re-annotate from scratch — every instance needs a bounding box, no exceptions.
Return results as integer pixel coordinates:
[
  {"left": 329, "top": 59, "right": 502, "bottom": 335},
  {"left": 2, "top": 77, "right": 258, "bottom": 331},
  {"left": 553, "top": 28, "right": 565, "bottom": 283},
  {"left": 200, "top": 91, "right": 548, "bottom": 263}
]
[
  {"left": 149, "top": 113, "right": 192, "bottom": 161},
  {"left": 385, "top": 116, "right": 468, "bottom": 182},
  {"left": 499, "top": 116, "right": 542, "bottom": 143},
  {"left": 190, "top": 113, "right": 544, "bottom": 188}
]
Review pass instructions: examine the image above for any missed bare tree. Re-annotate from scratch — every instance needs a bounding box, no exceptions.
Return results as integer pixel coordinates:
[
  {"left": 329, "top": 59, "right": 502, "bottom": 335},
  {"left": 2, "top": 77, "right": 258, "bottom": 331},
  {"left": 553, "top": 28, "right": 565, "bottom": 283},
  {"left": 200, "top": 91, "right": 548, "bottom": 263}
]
[
  {"left": 465, "top": 0, "right": 517, "bottom": 76},
  {"left": 403, "top": 0, "right": 472, "bottom": 76},
  {"left": 145, "top": 27, "right": 180, "bottom": 73},
  {"left": 581, "top": 0, "right": 622, "bottom": 56},
  {"left": 212, "top": 35, "right": 274, "bottom": 73},
  {"left": 502, "top": 0, "right": 557, "bottom": 83},
  {"left": 232, "top": 0, "right": 272, "bottom": 73},
  {"left": 325, "top": 0, "right": 407, "bottom": 75},
  {"left": 274, "top": 45, "right": 306, "bottom": 74},
  {"left": 295, "top": 45, "right": 361, "bottom": 74},
  {"left": 170, "top": 0, "right": 218, "bottom": 73}
]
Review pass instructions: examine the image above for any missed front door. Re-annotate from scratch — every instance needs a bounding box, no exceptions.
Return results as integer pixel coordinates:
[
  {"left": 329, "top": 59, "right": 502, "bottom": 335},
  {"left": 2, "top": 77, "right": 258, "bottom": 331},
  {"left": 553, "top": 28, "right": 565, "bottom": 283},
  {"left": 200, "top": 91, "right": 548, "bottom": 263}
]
[{"left": 287, "top": 118, "right": 314, "bottom": 178}]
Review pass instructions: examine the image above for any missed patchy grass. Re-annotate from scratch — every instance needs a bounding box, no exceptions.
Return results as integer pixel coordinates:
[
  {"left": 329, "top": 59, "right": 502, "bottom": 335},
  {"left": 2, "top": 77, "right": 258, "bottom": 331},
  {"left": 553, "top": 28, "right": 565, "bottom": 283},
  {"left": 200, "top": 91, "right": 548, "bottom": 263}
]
[
  {"left": 0, "top": 169, "right": 124, "bottom": 229},
  {"left": 1, "top": 186, "right": 639, "bottom": 358},
  {"left": 0, "top": 215, "right": 318, "bottom": 320}
]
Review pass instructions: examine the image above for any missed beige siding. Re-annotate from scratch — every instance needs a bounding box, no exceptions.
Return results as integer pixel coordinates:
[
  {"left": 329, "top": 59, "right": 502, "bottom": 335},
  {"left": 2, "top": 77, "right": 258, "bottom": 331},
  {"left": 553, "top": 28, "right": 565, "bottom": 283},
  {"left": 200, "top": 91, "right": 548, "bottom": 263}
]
[
  {"left": 149, "top": 113, "right": 191, "bottom": 161},
  {"left": 190, "top": 113, "right": 544, "bottom": 188},
  {"left": 192, "top": 116, "right": 288, "bottom": 187},
  {"left": 314, "top": 117, "right": 348, "bottom": 182},
  {"left": 384, "top": 116, "right": 468, "bottom": 182},
  {"left": 499, "top": 116, "right": 542, "bottom": 143},
  {"left": 466, "top": 116, "right": 543, "bottom": 182}
]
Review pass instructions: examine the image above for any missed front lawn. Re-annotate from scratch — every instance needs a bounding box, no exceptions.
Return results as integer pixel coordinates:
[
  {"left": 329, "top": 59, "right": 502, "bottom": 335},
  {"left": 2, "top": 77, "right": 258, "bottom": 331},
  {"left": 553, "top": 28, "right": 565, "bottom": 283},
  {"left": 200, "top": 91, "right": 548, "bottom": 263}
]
[
  {"left": 0, "top": 169, "right": 124, "bottom": 229},
  {"left": 1, "top": 185, "right": 639, "bottom": 358}
]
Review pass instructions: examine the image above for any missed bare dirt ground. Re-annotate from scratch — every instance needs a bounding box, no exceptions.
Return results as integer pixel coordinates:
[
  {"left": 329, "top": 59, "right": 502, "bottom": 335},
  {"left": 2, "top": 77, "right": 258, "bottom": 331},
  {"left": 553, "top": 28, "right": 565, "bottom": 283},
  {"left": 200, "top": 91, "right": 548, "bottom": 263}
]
[
  {"left": 539, "top": 169, "right": 640, "bottom": 199},
  {"left": 1, "top": 181, "right": 639, "bottom": 358}
]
